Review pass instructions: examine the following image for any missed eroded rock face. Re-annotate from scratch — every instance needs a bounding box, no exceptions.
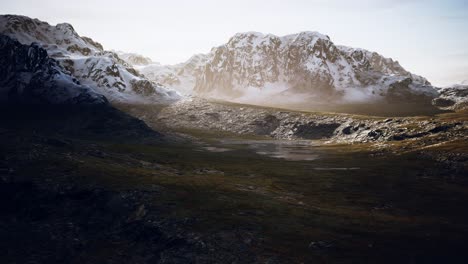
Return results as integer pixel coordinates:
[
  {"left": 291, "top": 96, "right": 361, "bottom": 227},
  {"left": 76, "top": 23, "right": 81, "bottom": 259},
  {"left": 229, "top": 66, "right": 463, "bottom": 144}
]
[{"left": 0, "top": 34, "right": 106, "bottom": 104}]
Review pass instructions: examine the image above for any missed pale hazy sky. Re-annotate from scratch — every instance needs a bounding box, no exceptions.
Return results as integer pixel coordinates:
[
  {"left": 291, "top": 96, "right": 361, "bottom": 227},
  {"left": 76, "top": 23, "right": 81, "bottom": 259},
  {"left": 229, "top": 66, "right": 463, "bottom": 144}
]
[{"left": 1, "top": 0, "right": 468, "bottom": 86}]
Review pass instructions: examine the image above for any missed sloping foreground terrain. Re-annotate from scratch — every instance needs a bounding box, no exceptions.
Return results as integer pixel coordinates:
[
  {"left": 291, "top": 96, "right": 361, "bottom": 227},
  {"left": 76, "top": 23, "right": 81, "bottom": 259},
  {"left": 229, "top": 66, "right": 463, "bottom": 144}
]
[
  {"left": 3, "top": 88, "right": 466, "bottom": 263},
  {"left": 1, "top": 103, "right": 468, "bottom": 263}
]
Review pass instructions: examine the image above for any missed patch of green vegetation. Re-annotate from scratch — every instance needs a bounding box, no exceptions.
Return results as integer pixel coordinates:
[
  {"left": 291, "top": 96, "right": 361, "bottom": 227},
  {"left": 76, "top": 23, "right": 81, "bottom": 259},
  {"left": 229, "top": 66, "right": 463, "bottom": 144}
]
[
  {"left": 436, "top": 109, "right": 468, "bottom": 122},
  {"left": 208, "top": 98, "right": 386, "bottom": 120},
  {"left": 208, "top": 98, "right": 449, "bottom": 118}
]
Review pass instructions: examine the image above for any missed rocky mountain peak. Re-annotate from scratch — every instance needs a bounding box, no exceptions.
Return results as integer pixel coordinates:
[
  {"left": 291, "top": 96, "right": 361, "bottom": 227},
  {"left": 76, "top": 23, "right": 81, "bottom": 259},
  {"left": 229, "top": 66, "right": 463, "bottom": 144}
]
[
  {"left": 55, "top": 22, "right": 78, "bottom": 36},
  {"left": 224, "top": 31, "right": 331, "bottom": 54}
]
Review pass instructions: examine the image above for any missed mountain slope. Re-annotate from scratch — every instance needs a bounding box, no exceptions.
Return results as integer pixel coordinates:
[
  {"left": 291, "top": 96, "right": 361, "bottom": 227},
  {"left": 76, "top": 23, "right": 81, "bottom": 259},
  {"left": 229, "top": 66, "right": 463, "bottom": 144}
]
[
  {"left": 0, "top": 34, "right": 106, "bottom": 104},
  {"left": 0, "top": 15, "right": 179, "bottom": 103},
  {"left": 0, "top": 33, "right": 160, "bottom": 140}
]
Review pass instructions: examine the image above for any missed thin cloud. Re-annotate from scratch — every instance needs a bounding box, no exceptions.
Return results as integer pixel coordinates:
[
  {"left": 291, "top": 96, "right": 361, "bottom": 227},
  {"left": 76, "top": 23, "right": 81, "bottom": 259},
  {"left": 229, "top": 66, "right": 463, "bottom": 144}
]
[
  {"left": 440, "top": 14, "right": 468, "bottom": 20},
  {"left": 311, "top": 0, "right": 423, "bottom": 9}
]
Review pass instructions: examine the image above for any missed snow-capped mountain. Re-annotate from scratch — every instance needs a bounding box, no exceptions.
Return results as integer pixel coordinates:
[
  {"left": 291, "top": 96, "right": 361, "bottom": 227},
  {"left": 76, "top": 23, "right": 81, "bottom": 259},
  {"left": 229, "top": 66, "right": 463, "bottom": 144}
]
[
  {"left": 139, "top": 31, "right": 437, "bottom": 105},
  {"left": 0, "top": 34, "right": 106, "bottom": 104},
  {"left": 0, "top": 15, "right": 180, "bottom": 103}
]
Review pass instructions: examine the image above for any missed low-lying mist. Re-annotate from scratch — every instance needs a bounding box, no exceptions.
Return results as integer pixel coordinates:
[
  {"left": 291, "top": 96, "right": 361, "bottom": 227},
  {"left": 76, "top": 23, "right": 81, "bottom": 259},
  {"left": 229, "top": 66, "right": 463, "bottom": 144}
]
[{"left": 198, "top": 84, "right": 445, "bottom": 117}]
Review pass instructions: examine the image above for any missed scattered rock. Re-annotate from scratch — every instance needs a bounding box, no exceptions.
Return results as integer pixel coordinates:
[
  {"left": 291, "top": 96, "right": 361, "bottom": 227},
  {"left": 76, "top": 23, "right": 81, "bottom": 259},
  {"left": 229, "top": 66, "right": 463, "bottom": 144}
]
[
  {"left": 44, "top": 138, "right": 71, "bottom": 147},
  {"left": 293, "top": 122, "right": 341, "bottom": 139},
  {"left": 342, "top": 126, "right": 353, "bottom": 135},
  {"left": 250, "top": 114, "right": 280, "bottom": 135},
  {"left": 127, "top": 204, "right": 147, "bottom": 222},
  {"left": 308, "top": 241, "right": 334, "bottom": 249}
]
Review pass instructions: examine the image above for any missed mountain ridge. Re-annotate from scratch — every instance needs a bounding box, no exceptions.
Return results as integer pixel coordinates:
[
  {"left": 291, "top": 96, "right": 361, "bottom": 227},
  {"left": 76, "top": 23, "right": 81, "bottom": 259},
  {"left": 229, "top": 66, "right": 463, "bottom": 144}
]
[{"left": 2, "top": 14, "right": 466, "bottom": 111}]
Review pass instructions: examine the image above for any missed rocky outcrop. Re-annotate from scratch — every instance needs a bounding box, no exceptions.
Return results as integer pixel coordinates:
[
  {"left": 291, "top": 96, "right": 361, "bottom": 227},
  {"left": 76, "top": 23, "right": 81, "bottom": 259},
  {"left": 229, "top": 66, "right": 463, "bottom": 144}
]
[
  {"left": 433, "top": 85, "right": 468, "bottom": 110},
  {"left": 386, "top": 78, "right": 437, "bottom": 104}
]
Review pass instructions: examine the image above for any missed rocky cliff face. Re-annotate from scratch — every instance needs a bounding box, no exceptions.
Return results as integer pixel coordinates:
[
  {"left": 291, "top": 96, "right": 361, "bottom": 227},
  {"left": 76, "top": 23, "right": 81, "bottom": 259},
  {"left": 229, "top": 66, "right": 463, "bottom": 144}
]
[
  {"left": 0, "top": 34, "right": 106, "bottom": 104},
  {"left": 0, "top": 15, "right": 179, "bottom": 103},
  {"left": 140, "top": 31, "right": 437, "bottom": 105}
]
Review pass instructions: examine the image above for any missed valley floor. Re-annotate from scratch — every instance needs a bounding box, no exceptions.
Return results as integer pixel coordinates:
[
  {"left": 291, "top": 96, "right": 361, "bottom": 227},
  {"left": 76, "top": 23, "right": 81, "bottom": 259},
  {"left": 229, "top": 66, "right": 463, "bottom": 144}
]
[{"left": 1, "top": 101, "right": 468, "bottom": 263}]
